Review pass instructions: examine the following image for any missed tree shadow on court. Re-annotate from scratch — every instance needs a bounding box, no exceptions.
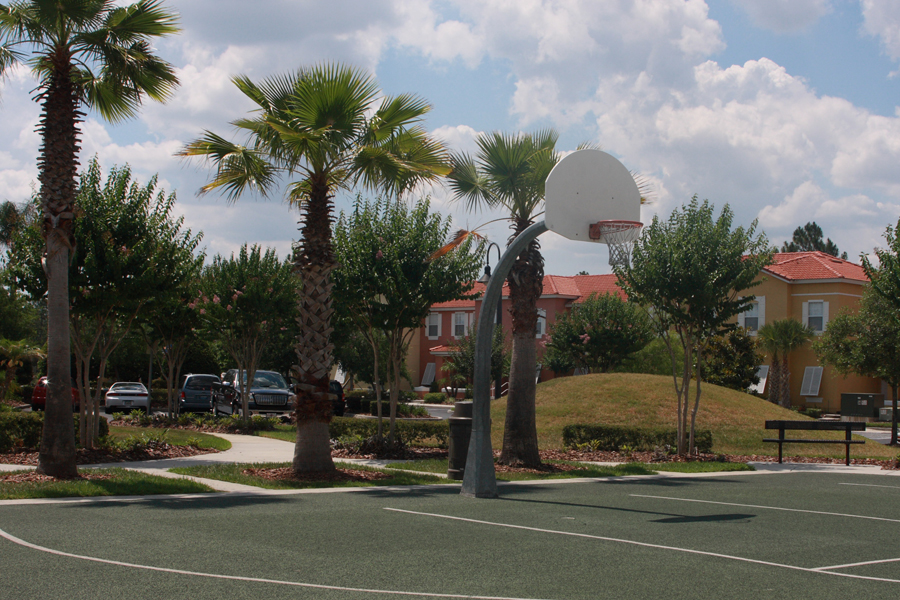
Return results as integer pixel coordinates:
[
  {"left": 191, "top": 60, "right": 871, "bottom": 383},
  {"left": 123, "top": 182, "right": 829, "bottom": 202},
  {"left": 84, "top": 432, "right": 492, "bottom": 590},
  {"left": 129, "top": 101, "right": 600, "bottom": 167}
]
[{"left": 55, "top": 493, "right": 296, "bottom": 512}]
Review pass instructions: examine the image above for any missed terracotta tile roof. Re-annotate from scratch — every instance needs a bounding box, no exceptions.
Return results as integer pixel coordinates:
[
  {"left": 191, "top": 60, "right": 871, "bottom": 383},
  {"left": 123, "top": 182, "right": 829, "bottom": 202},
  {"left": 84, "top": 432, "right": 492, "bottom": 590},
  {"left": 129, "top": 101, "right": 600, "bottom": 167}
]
[
  {"left": 428, "top": 345, "right": 456, "bottom": 354},
  {"left": 764, "top": 252, "right": 868, "bottom": 283},
  {"left": 430, "top": 274, "right": 626, "bottom": 309}
]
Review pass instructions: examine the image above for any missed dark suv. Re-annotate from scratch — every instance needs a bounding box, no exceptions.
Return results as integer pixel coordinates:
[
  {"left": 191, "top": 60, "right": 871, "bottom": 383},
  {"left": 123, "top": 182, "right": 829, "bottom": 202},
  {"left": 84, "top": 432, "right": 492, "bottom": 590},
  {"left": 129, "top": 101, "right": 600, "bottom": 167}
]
[
  {"left": 179, "top": 374, "right": 220, "bottom": 413},
  {"left": 213, "top": 369, "right": 293, "bottom": 416}
]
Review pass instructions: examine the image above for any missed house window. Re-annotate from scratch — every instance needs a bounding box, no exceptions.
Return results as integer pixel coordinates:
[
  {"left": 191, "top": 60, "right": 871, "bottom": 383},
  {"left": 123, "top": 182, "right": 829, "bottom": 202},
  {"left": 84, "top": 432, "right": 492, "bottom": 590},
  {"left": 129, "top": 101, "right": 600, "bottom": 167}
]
[
  {"left": 453, "top": 312, "right": 469, "bottom": 338},
  {"left": 744, "top": 303, "right": 759, "bottom": 332},
  {"left": 426, "top": 313, "right": 441, "bottom": 339},
  {"left": 535, "top": 309, "right": 546, "bottom": 338},
  {"left": 738, "top": 296, "right": 764, "bottom": 335},
  {"left": 807, "top": 301, "right": 824, "bottom": 333}
]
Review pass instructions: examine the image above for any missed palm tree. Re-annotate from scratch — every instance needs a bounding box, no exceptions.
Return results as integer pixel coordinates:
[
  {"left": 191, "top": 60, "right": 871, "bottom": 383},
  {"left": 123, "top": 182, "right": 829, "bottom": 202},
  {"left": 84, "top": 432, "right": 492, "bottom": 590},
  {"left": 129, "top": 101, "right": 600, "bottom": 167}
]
[
  {"left": 180, "top": 64, "right": 450, "bottom": 473},
  {"left": 447, "top": 130, "right": 560, "bottom": 467},
  {"left": 0, "top": 0, "right": 180, "bottom": 478},
  {"left": 0, "top": 338, "right": 44, "bottom": 401},
  {"left": 757, "top": 319, "right": 814, "bottom": 408}
]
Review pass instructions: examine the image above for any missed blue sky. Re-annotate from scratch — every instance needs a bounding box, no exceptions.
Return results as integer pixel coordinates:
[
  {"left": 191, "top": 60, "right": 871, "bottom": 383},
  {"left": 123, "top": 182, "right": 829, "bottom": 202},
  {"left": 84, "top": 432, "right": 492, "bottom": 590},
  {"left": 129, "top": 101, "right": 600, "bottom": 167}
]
[{"left": 3, "top": 0, "right": 900, "bottom": 275}]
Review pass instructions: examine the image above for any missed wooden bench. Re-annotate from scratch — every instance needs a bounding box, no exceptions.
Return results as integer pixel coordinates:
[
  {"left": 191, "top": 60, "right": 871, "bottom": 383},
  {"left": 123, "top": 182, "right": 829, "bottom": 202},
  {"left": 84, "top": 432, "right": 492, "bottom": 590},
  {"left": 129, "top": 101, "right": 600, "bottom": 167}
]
[{"left": 764, "top": 420, "right": 866, "bottom": 466}]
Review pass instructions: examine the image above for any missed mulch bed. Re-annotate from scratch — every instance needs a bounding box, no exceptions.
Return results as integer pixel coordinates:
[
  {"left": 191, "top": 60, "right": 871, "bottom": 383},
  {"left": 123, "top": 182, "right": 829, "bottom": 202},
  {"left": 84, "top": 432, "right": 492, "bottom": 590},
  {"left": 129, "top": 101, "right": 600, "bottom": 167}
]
[
  {"left": 0, "top": 444, "right": 218, "bottom": 467},
  {"left": 541, "top": 449, "right": 900, "bottom": 470},
  {"left": 242, "top": 466, "right": 392, "bottom": 483},
  {"left": 0, "top": 471, "right": 115, "bottom": 484}
]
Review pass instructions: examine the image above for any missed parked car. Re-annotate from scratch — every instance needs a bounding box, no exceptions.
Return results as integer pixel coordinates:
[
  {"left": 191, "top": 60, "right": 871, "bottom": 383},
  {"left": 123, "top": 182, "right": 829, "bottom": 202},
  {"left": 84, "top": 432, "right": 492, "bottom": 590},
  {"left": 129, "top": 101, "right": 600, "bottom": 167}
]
[
  {"left": 104, "top": 382, "right": 150, "bottom": 414},
  {"left": 212, "top": 369, "right": 293, "bottom": 417},
  {"left": 179, "top": 373, "right": 220, "bottom": 413},
  {"left": 329, "top": 380, "right": 345, "bottom": 416},
  {"left": 29, "top": 376, "right": 79, "bottom": 411}
]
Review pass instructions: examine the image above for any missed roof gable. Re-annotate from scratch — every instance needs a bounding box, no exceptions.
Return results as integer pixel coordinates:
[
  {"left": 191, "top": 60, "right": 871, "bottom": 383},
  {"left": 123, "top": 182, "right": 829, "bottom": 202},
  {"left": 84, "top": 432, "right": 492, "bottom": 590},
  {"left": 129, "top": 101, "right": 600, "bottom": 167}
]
[{"left": 764, "top": 251, "right": 868, "bottom": 283}]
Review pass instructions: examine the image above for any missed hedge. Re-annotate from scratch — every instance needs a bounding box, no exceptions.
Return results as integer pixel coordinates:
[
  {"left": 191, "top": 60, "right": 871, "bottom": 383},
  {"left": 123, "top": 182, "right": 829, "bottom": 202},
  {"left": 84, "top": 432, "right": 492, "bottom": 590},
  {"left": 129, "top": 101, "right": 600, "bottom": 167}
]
[
  {"left": 328, "top": 416, "right": 449, "bottom": 448},
  {"left": 423, "top": 392, "right": 449, "bottom": 404},
  {"left": 562, "top": 423, "right": 713, "bottom": 453},
  {"left": 0, "top": 412, "right": 108, "bottom": 453}
]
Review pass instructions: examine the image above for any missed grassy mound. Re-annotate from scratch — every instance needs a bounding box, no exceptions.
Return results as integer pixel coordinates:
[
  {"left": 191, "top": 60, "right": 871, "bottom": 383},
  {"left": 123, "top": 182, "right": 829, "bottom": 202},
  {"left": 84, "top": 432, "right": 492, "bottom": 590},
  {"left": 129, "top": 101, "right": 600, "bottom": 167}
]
[{"left": 490, "top": 373, "right": 898, "bottom": 459}]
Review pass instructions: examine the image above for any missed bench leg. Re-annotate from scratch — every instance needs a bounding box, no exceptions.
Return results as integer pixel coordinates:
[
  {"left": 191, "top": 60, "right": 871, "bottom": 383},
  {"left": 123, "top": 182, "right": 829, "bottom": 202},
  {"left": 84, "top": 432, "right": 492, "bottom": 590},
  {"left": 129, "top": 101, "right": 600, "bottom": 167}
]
[
  {"left": 778, "top": 429, "right": 784, "bottom": 464},
  {"left": 845, "top": 429, "right": 851, "bottom": 466}
]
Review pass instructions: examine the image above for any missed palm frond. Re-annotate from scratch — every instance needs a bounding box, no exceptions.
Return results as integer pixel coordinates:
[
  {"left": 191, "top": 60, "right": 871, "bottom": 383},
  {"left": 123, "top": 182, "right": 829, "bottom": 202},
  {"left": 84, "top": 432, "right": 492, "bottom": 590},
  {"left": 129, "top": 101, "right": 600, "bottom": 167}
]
[
  {"left": 100, "top": 0, "right": 180, "bottom": 42},
  {"left": 369, "top": 93, "right": 431, "bottom": 141},
  {"left": 447, "top": 152, "right": 496, "bottom": 212},
  {"left": 428, "top": 229, "right": 486, "bottom": 261},
  {"left": 178, "top": 132, "right": 278, "bottom": 200}
]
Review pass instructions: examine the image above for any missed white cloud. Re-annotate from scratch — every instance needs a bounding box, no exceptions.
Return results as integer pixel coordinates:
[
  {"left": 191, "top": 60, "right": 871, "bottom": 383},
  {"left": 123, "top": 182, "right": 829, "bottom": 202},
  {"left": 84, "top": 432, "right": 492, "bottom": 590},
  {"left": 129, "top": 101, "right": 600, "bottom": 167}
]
[
  {"left": 861, "top": 0, "right": 900, "bottom": 62},
  {"left": 734, "top": 0, "right": 832, "bottom": 33}
]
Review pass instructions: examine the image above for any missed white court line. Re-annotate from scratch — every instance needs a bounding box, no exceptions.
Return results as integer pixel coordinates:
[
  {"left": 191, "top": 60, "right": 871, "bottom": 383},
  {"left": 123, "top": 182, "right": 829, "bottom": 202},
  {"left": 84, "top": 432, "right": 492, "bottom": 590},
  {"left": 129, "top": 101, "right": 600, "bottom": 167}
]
[
  {"left": 840, "top": 483, "right": 900, "bottom": 490},
  {"left": 0, "top": 527, "right": 552, "bottom": 600},
  {"left": 814, "top": 557, "right": 900, "bottom": 572},
  {"left": 630, "top": 494, "right": 900, "bottom": 524},
  {"left": 385, "top": 508, "right": 900, "bottom": 585}
]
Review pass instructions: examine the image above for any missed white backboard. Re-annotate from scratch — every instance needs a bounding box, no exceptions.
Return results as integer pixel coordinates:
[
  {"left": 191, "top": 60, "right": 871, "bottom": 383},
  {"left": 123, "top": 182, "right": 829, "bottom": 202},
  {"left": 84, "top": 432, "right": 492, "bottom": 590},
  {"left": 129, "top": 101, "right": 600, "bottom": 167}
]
[{"left": 545, "top": 149, "right": 641, "bottom": 242}]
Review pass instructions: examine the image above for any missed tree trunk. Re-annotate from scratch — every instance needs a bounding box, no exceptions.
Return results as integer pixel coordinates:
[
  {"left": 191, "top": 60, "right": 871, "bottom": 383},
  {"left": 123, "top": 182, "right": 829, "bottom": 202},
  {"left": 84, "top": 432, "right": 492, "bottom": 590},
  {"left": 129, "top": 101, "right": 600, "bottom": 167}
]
[
  {"left": 36, "top": 48, "right": 81, "bottom": 479},
  {"left": 767, "top": 357, "right": 781, "bottom": 406},
  {"left": 291, "top": 175, "right": 335, "bottom": 474},
  {"left": 891, "top": 385, "right": 898, "bottom": 446},
  {"left": 780, "top": 356, "right": 791, "bottom": 409},
  {"left": 498, "top": 224, "right": 543, "bottom": 467}
]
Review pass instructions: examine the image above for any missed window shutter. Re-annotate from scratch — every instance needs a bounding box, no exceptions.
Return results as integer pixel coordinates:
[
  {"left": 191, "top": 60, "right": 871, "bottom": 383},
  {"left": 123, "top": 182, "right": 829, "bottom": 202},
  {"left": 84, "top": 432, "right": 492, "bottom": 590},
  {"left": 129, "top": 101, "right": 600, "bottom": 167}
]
[
  {"left": 737, "top": 307, "right": 745, "bottom": 328},
  {"left": 758, "top": 297, "right": 766, "bottom": 328},
  {"left": 750, "top": 365, "right": 769, "bottom": 394},
  {"left": 421, "top": 363, "right": 436, "bottom": 386},
  {"left": 800, "top": 366, "right": 823, "bottom": 396},
  {"left": 801, "top": 301, "right": 808, "bottom": 327},
  {"left": 822, "top": 301, "right": 829, "bottom": 331}
]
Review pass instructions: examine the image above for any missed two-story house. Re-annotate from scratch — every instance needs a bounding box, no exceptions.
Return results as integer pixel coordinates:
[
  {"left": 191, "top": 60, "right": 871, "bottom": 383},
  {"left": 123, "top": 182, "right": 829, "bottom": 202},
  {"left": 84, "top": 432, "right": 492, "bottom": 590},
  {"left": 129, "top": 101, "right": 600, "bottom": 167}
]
[{"left": 738, "top": 251, "right": 881, "bottom": 413}]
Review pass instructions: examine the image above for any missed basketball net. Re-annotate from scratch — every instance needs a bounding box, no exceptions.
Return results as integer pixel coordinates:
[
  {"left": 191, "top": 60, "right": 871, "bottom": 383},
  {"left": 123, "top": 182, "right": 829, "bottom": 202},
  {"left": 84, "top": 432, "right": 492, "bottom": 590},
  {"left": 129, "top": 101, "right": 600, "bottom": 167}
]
[{"left": 589, "top": 220, "right": 643, "bottom": 267}]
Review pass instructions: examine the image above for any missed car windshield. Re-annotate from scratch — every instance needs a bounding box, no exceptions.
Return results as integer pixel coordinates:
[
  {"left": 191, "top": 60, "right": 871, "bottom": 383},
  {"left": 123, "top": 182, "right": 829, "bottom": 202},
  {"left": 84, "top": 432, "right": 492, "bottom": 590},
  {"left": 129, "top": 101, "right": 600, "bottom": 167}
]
[
  {"left": 185, "top": 375, "right": 218, "bottom": 390},
  {"left": 244, "top": 372, "right": 288, "bottom": 389}
]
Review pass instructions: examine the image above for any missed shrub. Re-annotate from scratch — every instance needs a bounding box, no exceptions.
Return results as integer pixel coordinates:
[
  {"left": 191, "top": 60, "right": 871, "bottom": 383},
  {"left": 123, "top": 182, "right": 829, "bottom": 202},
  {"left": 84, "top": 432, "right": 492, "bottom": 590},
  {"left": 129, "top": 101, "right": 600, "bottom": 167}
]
[
  {"left": 424, "top": 392, "right": 448, "bottom": 404},
  {"left": 0, "top": 412, "right": 108, "bottom": 452},
  {"left": 802, "top": 407, "right": 823, "bottom": 419},
  {"left": 328, "top": 416, "right": 449, "bottom": 448},
  {"left": 369, "top": 401, "right": 428, "bottom": 418},
  {"left": 562, "top": 424, "right": 713, "bottom": 453}
]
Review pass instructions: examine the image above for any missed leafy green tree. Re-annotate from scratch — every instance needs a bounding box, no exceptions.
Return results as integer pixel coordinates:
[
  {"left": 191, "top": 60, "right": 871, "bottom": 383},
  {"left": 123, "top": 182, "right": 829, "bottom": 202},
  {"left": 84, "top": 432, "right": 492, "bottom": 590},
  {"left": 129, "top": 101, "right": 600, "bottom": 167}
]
[
  {"left": 617, "top": 337, "right": 685, "bottom": 377},
  {"left": 814, "top": 290, "right": 900, "bottom": 445},
  {"left": 195, "top": 245, "right": 296, "bottom": 424},
  {"left": 702, "top": 328, "right": 764, "bottom": 392},
  {"left": 542, "top": 293, "right": 653, "bottom": 374},
  {"left": 757, "top": 319, "right": 814, "bottom": 409},
  {"left": 181, "top": 64, "right": 449, "bottom": 473},
  {"left": 0, "top": 0, "right": 180, "bottom": 477},
  {"left": 332, "top": 196, "right": 482, "bottom": 443},
  {"left": 0, "top": 284, "right": 38, "bottom": 342},
  {"left": 781, "top": 222, "right": 847, "bottom": 259},
  {"left": 448, "top": 130, "right": 559, "bottom": 467},
  {"left": 0, "top": 338, "right": 43, "bottom": 400},
  {"left": 441, "top": 321, "right": 509, "bottom": 393},
  {"left": 617, "top": 197, "right": 773, "bottom": 455},
  {"left": 8, "top": 159, "right": 201, "bottom": 446}
]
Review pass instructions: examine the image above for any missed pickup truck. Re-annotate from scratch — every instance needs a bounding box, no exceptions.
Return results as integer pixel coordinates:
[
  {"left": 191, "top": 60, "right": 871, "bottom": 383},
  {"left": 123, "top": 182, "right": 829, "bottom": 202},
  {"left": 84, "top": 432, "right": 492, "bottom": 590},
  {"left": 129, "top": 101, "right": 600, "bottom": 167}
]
[{"left": 212, "top": 369, "right": 293, "bottom": 417}]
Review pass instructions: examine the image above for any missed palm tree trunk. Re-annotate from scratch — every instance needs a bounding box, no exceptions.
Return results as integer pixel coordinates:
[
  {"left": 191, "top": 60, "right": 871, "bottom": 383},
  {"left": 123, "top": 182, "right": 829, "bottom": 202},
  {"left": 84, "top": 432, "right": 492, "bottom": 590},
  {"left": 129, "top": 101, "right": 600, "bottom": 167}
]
[
  {"left": 780, "top": 356, "right": 791, "bottom": 409},
  {"left": 292, "top": 176, "right": 336, "bottom": 473},
  {"left": 37, "top": 52, "right": 80, "bottom": 479},
  {"left": 499, "top": 225, "right": 543, "bottom": 467}
]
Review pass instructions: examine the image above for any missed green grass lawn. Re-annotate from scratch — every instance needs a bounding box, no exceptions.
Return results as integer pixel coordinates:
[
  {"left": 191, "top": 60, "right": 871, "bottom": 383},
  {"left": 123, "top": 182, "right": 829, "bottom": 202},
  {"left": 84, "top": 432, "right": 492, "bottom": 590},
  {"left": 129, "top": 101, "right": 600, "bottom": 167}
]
[
  {"left": 490, "top": 373, "right": 900, "bottom": 460},
  {"left": 169, "top": 462, "right": 453, "bottom": 489},
  {"left": 385, "top": 458, "right": 753, "bottom": 479},
  {"left": 0, "top": 468, "right": 214, "bottom": 500},
  {"left": 108, "top": 426, "right": 232, "bottom": 450}
]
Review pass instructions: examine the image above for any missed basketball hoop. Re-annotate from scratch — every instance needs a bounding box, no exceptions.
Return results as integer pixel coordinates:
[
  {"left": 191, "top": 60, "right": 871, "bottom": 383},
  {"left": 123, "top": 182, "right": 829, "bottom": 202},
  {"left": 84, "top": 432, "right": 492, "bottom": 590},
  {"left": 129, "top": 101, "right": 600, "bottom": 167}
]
[{"left": 589, "top": 220, "right": 643, "bottom": 267}]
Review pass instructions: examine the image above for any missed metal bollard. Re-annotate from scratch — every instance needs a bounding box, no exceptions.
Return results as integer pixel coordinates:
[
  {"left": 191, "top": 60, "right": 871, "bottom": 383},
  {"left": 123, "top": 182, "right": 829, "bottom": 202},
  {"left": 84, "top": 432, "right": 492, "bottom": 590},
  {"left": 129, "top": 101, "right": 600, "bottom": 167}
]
[{"left": 447, "top": 400, "right": 473, "bottom": 480}]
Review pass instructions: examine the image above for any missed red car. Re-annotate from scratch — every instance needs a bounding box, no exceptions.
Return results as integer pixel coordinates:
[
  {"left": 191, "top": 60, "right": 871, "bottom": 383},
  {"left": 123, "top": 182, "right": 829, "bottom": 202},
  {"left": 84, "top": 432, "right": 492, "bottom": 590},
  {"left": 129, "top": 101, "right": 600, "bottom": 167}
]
[{"left": 30, "top": 376, "right": 80, "bottom": 411}]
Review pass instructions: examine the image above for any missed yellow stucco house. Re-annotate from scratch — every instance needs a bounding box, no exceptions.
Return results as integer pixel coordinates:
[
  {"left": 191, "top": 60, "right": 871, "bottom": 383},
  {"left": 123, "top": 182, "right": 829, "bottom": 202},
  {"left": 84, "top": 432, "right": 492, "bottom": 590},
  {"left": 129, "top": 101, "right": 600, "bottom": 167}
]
[{"left": 739, "top": 251, "right": 883, "bottom": 414}]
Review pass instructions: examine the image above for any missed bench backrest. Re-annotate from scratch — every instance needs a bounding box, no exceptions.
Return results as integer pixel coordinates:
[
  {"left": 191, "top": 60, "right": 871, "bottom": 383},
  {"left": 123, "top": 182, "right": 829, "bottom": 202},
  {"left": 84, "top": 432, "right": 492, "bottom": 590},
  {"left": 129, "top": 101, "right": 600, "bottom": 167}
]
[{"left": 765, "top": 420, "right": 866, "bottom": 431}]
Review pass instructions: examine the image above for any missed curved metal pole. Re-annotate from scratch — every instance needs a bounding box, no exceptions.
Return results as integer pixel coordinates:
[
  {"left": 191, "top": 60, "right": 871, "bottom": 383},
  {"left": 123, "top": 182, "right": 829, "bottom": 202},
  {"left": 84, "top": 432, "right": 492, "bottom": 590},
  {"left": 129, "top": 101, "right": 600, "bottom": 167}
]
[{"left": 461, "top": 220, "right": 548, "bottom": 498}]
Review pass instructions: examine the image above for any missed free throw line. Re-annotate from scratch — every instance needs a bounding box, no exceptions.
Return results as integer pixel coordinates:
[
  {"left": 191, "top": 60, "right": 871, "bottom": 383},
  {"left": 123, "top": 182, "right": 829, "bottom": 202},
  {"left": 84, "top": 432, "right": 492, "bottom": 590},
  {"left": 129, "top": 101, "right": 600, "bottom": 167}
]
[
  {"left": 0, "top": 526, "right": 553, "bottom": 600},
  {"left": 385, "top": 508, "right": 900, "bottom": 584}
]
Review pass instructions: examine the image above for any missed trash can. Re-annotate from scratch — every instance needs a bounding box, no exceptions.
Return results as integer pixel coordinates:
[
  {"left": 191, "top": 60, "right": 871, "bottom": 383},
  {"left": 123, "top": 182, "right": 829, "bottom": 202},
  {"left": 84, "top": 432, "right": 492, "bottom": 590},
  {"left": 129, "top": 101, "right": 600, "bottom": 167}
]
[{"left": 447, "top": 401, "right": 473, "bottom": 481}]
